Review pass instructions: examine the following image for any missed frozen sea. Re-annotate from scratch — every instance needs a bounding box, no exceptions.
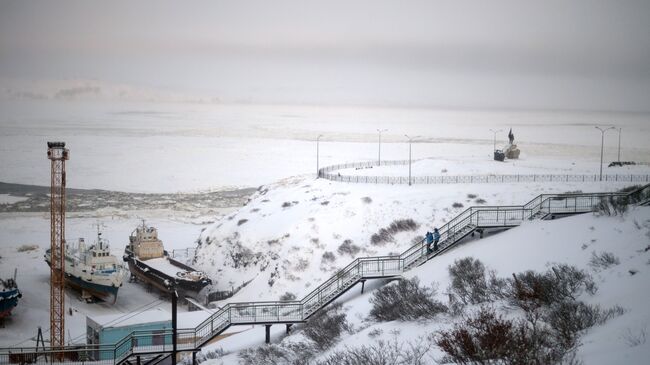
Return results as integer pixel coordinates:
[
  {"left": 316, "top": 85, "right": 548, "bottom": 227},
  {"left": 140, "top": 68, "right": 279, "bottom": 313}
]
[{"left": 1, "top": 100, "right": 649, "bottom": 193}]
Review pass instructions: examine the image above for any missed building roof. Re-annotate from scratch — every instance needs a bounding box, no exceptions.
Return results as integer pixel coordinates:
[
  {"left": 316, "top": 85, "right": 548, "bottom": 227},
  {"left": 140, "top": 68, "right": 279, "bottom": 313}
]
[{"left": 89, "top": 308, "right": 171, "bottom": 328}]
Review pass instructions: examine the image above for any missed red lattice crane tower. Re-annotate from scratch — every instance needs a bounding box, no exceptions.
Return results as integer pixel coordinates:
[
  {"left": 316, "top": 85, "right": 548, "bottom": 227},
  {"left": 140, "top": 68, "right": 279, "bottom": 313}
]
[{"left": 47, "top": 142, "right": 69, "bottom": 359}]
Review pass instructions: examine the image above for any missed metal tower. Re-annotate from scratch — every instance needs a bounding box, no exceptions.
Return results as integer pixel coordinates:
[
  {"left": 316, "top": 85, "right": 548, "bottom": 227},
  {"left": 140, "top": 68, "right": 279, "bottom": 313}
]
[{"left": 47, "top": 142, "right": 69, "bottom": 359}]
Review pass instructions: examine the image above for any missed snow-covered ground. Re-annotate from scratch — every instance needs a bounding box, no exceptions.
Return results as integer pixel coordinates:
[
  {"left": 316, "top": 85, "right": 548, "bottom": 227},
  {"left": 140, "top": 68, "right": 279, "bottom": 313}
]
[
  {"left": 199, "top": 206, "right": 650, "bottom": 365},
  {"left": 193, "top": 175, "right": 636, "bottom": 304}
]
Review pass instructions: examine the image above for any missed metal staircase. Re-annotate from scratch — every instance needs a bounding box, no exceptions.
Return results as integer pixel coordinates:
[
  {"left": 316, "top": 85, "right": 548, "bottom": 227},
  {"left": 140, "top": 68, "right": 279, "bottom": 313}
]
[{"left": 2, "top": 185, "right": 648, "bottom": 365}]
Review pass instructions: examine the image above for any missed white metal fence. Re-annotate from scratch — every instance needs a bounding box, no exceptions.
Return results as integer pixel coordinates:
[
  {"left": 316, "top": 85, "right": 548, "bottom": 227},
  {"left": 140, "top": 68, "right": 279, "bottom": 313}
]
[{"left": 318, "top": 160, "right": 650, "bottom": 185}]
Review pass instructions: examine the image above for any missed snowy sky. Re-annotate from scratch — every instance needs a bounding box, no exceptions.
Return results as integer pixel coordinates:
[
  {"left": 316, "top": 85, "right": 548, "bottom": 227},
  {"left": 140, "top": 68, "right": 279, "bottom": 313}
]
[{"left": 1, "top": 0, "right": 649, "bottom": 110}]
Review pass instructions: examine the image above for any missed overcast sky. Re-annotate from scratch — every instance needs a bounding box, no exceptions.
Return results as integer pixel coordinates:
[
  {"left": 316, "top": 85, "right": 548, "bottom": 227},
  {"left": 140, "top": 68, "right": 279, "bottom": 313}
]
[{"left": 1, "top": 0, "right": 649, "bottom": 111}]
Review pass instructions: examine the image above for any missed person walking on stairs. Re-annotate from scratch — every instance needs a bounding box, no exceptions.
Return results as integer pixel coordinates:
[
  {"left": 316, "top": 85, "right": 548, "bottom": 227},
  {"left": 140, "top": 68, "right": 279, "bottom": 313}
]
[
  {"left": 426, "top": 231, "right": 434, "bottom": 254},
  {"left": 433, "top": 228, "right": 440, "bottom": 252}
]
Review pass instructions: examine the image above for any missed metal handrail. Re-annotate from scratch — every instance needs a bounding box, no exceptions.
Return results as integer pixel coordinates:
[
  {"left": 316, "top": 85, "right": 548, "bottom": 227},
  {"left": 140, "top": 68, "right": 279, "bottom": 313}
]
[{"left": 2, "top": 184, "right": 647, "bottom": 364}]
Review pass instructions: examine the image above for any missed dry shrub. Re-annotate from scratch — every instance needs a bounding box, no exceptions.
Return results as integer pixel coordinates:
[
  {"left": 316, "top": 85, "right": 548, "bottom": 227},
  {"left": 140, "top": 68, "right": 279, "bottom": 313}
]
[
  {"left": 593, "top": 196, "right": 629, "bottom": 216},
  {"left": 279, "top": 292, "right": 296, "bottom": 301},
  {"left": 316, "top": 336, "right": 435, "bottom": 365},
  {"left": 436, "top": 307, "right": 566, "bottom": 365},
  {"left": 370, "top": 219, "right": 420, "bottom": 245},
  {"left": 369, "top": 278, "right": 446, "bottom": 321},
  {"left": 545, "top": 301, "right": 624, "bottom": 348},
  {"left": 303, "top": 303, "right": 349, "bottom": 350},
  {"left": 17, "top": 244, "right": 39, "bottom": 252},
  {"left": 239, "top": 342, "right": 317, "bottom": 365},
  {"left": 338, "top": 239, "right": 361, "bottom": 256},
  {"left": 508, "top": 264, "right": 596, "bottom": 310},
  {"left": 588, "top": 251, "right": 620, "bottom": 271},
  {"left": 448, "top": 258, "right": 491, "bottom": 305},
  {"left": 321, "top": 251, "right": 336, "bottom": 264}
]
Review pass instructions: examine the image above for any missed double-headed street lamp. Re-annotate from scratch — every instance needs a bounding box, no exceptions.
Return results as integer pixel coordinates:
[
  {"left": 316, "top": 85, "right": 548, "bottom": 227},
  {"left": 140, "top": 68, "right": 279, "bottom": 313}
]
[
  {"left": 377, "top": 129, "right": 388, "bottom": 166},
  {"left": 316, "top": 134, "right": 324, "bottom": 178},
  {"left": 489, "top": 128, "right": 503, "bottom": 152},
  {"left": 405, "top": 134, "right": 421, "bottom": 186},
  {"left": 595, "top": 126, "right": 615, "bottom": 181}
]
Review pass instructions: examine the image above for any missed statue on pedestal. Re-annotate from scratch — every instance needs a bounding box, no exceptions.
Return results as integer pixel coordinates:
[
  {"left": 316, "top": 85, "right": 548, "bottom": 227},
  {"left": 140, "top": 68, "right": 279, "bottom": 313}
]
[{"left": 505, "top": 128, "right": 520, "bottom": 159}]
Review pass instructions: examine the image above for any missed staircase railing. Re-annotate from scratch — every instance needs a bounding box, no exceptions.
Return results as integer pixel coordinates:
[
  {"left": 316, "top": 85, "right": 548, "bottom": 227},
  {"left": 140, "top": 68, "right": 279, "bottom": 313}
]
[{"left": 2, "top": 185, "right": 648, "bottom": 364}]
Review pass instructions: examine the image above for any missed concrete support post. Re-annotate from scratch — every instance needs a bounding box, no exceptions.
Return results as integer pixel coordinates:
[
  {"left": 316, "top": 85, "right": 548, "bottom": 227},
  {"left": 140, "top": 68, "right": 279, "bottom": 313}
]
[
  {"left": 286, "top": 324, "right": 292, "bottom": 334},
  {"left": 265, "top": 325, "right": 271, "bottom": 344},
  {"left": 172, "top": 289, "right": 178, "bottom": 365}
]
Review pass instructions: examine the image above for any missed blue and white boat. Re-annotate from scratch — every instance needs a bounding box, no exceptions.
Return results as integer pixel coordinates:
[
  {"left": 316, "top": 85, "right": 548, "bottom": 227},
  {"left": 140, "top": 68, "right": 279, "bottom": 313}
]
[
  {"left": 0, "top": 270, "right": 21, "bottom": 319},
  {"left": 45, "top": 229, "right": 126, "bottom": 303}
]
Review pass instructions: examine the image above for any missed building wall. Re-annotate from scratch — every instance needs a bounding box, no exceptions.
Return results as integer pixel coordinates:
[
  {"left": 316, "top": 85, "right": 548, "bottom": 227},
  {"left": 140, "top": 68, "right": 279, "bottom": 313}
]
[{"left": 96, "top": 320, "right": 173, "bottom": 360}]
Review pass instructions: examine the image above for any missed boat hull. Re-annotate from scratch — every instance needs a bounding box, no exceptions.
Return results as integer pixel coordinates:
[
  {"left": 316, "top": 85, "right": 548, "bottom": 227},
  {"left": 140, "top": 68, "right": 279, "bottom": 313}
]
[
  {"left": 123, "top": 252, "right": 211, "bottom": 298},
  {"left": 0, "top": 287, "right": 21, "bottom": 319},
  {"left": 45, "top": 254, "right": 122, "bottom": 303},
  {"left": 64, "top": 271, "right": 119, "bottom": 303}
]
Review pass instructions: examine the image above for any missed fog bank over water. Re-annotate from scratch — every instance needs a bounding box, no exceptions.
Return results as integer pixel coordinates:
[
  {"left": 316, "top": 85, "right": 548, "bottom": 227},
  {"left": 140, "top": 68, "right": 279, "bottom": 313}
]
[{"left": 1, "top": 0, "right": 649, "bottom": 111}]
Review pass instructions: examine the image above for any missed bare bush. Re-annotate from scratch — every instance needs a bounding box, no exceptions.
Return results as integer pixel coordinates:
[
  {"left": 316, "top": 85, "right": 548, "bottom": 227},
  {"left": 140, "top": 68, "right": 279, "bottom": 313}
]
[
  {"left": 367, "top": 328, "right": 383, "bottom": 338},
  {"left": 588, "top": 251, "right": 620, "bottom": 271},
  {"left": 593, "top": 196, "right": 629, "bottom": 216},
  {"left": 436, "top": 307, "right": 567, "bottom": 365},
  {"left": 338, "top": 239, "right": 361, "bottom": 256},
  {"left": 448, "top": 257, "right": 490, "bottom": 304},
  {"left": 185, "top": 348, "right": 227, "bottom": 364},
  {"left": 508, "top": 264, "right": 597, "bottom": 310},
  {"left": 316, "top": 336, "right": 435, "bottom": 365},
  {"left": 294, "top": 258, "right": 309, "bottom": 272},
  {"left": 321, "top": 251, "right": 336, "bottom": 264},
  {"left": 475, "top": 198, "right": 487, "bottom": 204},
  {"left": 370, "top": 219, "right": 419, "bottom": 245},
  {"left": 303, "top": 303, "right": 349, "bottom": 350},
  {"left": 467, "top": 193, "right": 478, "bottom": 199},
  {"left": 17, "top": 244, "right": 39, "bottom": 252},
  {"left": 369, "top": 278, "right": 446, "bottom": 321},
  {"left": 237, "top": 219, "right": 248, "bottom": 226},
  {"left": 452, "top": 202, "right": 464, "bottom": 209},
  {"left": 239, "top": 341, "right": 317, "bottom": 365},
  {"left": 551, "top": 264, "right": 597, "bottom": 297},
  {"left": 361, "top": 196, "right": 373, "bottom": 204},
  {"left": 546, "top": 301, "right": 607, "bottom": 348},
  {"left": 279, "top": 292, "right": 296, "bottom": 301},
  {"left": 622, "top": 326, "right": 647, "bottom": 347}
]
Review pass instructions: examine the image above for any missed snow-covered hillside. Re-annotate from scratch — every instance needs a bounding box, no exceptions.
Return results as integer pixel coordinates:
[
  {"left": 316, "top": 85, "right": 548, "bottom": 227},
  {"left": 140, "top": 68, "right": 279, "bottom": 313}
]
[
  {"left": 194, "top": 176, "right": 634, "bottom": 304},
  {"left": 198, "top": 204, "right": 650, "bottom": 365}
]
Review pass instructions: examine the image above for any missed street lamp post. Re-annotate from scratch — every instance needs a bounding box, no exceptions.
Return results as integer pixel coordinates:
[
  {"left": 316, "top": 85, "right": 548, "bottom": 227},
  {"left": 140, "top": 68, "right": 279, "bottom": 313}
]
[
  {"left": 489, "top": 129, "right": 503, "bottom": 152},
  {"left": 595, "top": 126, "right": 615, "bottom": 181},
  {"left": 616, "top": 127, "right": 622, "bottom": 163},
  {"left": 377, "top": 129, "right": 388, "bottom": 166},
  {"left": 316, "top": 134, "right": 323, "bottom": 178},
  {"left": 404, "top": 135, "right": 421, "bottom": 186}
]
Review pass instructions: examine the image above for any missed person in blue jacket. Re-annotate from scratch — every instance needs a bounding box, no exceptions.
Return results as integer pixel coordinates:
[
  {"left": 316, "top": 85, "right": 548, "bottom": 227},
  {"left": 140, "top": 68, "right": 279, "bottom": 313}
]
[
  {"left": 433, "top": 228, "right": 441, "bottom": 252},
  {"left": 425, "top": 231, "right": 434, "bottom": 253}
]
